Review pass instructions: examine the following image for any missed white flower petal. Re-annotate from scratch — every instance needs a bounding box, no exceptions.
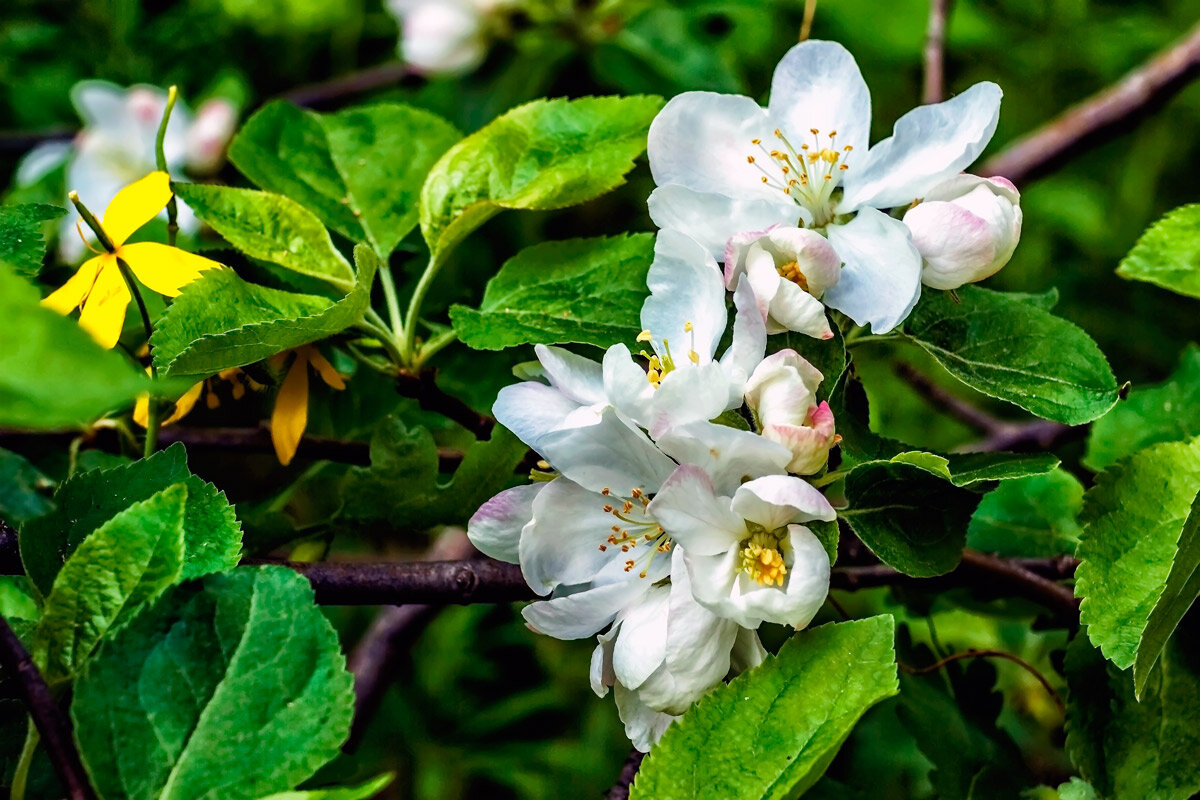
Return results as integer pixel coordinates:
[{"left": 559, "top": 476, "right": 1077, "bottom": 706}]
[
  {"left": 648, "top": 362, "right": 732, "bottom": 439},
  {"left": 590, "top": 629, "right": 616, "bottom": 697},
  {"left": 649, "top": 185, "right": 797, "bottom": 261},
  {"left": 602, "top": 344, "right": 657, "bottom": 429},
  {"left": 840, "top": 82, "right": 1002, "bottom": 210},
  {"left": 519, "top": 478, "right": 628, "bottom": 594},
  {"left": 718, "top": 279, "right": 768, "bottom": 393},
  {"left": 466, "top": 482, "right": 543, "bottom": 563},
  {"left": 719, "top": 523, "right": 830, "bottom": 629},
  {"left": 648, "top": 465, "right": 744, "bottom": 556},
  {"left": 538, "top": 407, "right": 677, "bottom": 494},
  {"left": 522, "top": 580, "right": 637, "bottom": 640},
  {"left": 731, "top": 474, "right": 837, "bottom": 529},
  {"left": 823, "top": 207, "right": 922, "bottom": 334},
  {"left": 535, "top": 343, "right": 607, "bottom": 406},
  {"left": 728, "top": 627, "right": 767, "bottom": 674},
  {"left": 642, "top": 230, "right": 727, "bottom": 362},
  {"left": 614, "top": 682, "right": 678, "bottom": 751},
  {"left": 770, "top": 279, "right": 835, "bottom": 339},
  {"left": 656, "top": 421, "right": 791, "bottom": 497},
  {"left": 612, "top": 584, "right": 671, "bottom": 690},
  {"left": 493, "top": 381, "right": 586, "bottom": 452},
  {"left": 769, "top": 40, "right": 872, "bottom": 156}
]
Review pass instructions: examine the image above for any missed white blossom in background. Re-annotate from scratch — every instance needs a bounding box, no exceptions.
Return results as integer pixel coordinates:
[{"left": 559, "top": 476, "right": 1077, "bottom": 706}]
[
  {"left": 387, "top": 0, "right": 516, "bottom": 76},
  {"left": 744, "top": 350, "right": 838, "bottom": 475},
  {"left": 17, "top": 81, "right": 237, "bottom": 262},
  {"left": 904, "top": 174, "right": 1023, "bottom": 290},
  {"left": 646, "top": 39, "right": 1004, "bottom": 332}
]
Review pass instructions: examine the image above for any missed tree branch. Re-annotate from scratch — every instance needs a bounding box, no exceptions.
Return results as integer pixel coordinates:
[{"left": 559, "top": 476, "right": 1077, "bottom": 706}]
[
  {"left": 966, "top": 419, "right": 1085, "bottom": 453},
  {"left": 899, "top": 647, "right": 1064, "bottom": 712},
  {"left": 605, "top": 749, "right": 645, "bottom": 800},
  {"left": 922, "top": 0, "right": 953, "bottom": 104},
  {"left": 0, "top": 616, "right": 97, "bottom": 800},
  {"left": 280, "top": 62, "right": 415, "bottom": 110},
  {"left": 894, "top": 362, "right": 1006, "bottom": 435},
  {"left": 980, "top": 20, "right": 1200, "bottom": 185},
  {"left": 395, "top": 370, "right": 495, "bottom": 439}
]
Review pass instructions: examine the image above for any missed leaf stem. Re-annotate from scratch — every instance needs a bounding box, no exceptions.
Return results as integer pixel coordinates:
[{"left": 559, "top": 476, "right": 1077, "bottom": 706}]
[
  {"left": 413, "top": 328, "right": 458, "bottom": 371},
  {"left": 155, "top": 86, "right": 180, "bottom": 247},
  {"left": 11, "top": 722, "right": 38, "bottom": 800},
  {"left": 377, "top": 262, "right": 405, "bottom": 338},
  {"left": 400, "top": 251, "right": 446, "bottom": 367},
  {"left": 356, "top": 318, "right": 404, "bottom": 370},
  {"left": 67, "top": 192, "right": 115, "bottom": 253}
]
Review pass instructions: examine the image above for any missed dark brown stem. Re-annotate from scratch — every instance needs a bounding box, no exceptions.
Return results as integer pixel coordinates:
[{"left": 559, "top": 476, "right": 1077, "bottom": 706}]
[
  {"left": 605, "top": 749, "right": 645, "bottom": 800},
  {"left": 0, "top": 616, "right": 97, "bottom": 800},
  {"left": 395, "top": 370, "right": 495, "bottom": 439},
  {"left": 344, "top": 530, "right": 476, "bottom": 751},
  {"left": 922, "top": 0, "right": 953, "bottom": 104},
  {"left": 967, "top": 419, "right": 1085, "bottom": 453},
  {"left": 980, "top": 20, "right": 1200, "bottom": 185},
  {"left": 899, "top": 647, "right": 1065, "bottom": 712},
  {"left": 894, "top": 362, "right": 1005, "bottom": 435},
  {"left": 281, "top": 62, "right": 415, "bottom": 110}
]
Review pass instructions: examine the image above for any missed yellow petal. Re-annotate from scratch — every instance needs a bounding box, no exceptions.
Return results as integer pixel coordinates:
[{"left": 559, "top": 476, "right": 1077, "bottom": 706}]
[
  {"left": 41, "top": 254, "right": 109, "bottom": 314},
  {"left": 120, "top": 242, "right": 222, "bottom": 297},
  {"left": 304, "top": 345, "right": 347, "bottom": 390},
  {"left": 78, "top": 261, "right": 131, "bottom": 349},
  {"left": 102, "top": 171, "right": 171, "bottom": 247},
  {"left": 271, "top": 352, "right": 310, "bottom": 466},
  {"left": 134, "top": 381, "right": 201, "bottom": 427}
]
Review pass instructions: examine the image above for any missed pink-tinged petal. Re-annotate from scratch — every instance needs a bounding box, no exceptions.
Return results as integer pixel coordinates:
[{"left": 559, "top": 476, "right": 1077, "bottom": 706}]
[
  {"left": 467, "top": 482, "right": 544, "bottom": 563},
  {"left": 769, "top": 40, "right": 872, "bottom": 157},
  {"left": 732, "top": 474, "right": 836, "bottom": 529},
  {"left": 763, "top": 402, "right": 838, "bottom": 475},
  {"left": 745, "top": 350, "right": 823, "bottom": 428},
  {"left": 758, "top": 226, "right": 842, "bottom": 297},
  {"left": 647, "top": 465, "right": 744, "bottom": 556}
]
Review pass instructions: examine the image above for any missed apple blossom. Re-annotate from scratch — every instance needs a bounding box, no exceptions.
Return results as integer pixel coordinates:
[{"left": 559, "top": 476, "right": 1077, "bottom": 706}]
[
  {"left": 648, "top": 467, "right": 836, "bottom": 629},
  {"left": 744, "top": 350, "right": 838, "bottom": 475},
  {"left": 724, "top": 226, "right": 841, "bottom": 339},
  {"left": 904, "top": 174, "right": 1023, "bottom": 290},
  {"left": 647, "top": 39, "right": 1003, "bottom": 333},
  {"left": 387, "top": 0, "right": 514, "bottom": 75}
]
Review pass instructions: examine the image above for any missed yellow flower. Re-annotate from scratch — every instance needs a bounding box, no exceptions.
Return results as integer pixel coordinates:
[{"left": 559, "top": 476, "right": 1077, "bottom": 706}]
[
  {"left": 132, "top": 368, "right": 256, "bottom": 428},
  {"left": 42, "top": 171, "right": 221, "bottom": 349},
  {"left": 271, "top": 345, "right": 347, "bottom": 466}
]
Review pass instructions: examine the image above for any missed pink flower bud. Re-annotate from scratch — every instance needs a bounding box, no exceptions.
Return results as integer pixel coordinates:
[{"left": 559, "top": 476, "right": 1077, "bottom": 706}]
[
  {"left": 904, "top": 174, "right": 1022, "bottom": 291},
  {"left": 744, "top": 350, "right": 838, "bottom": 475},
  {"left": 724, "top": 226, "right": 840, "bottom": 339}
]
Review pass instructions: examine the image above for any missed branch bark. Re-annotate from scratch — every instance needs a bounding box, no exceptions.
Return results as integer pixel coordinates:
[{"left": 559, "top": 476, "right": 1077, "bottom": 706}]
[
  {"left": 605, "top": 749, "right": 645, "bottom": 800},
  {"left": 922, "top": 0, "right": 953, "bottom": 104},
  {"left": 281, "top": 62, "right": 415, "bottom": 110},
  {"left": 0, "top": 616, "right": 97, "bottom": 800},
  {"left": 980, "top": 20, "right": 1200, "bottom": 185}
]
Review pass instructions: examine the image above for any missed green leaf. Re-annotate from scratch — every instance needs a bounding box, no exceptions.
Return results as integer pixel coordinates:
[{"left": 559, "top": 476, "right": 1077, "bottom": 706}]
[
  {"left": 901, "top": 286, "right": 1118, "bottom": 425},
  {"left": 967, "top": 469, "right": 1084, "bottom": 558},
  {"left": 0, "top": 447, "right": 53, "bottom": 525},
  {"left": 71, "top": 566, "right": 355, "bottom": 800},
  {"left": 841, "top": 461, "right": 983, "bottom": 576},
  {"left": 1064, "top": 634, "right": 1200, "bottom": 799},
  {"left": 231, "top": 101, "right": 461, "bottom": 258},
  {"left": 19, "top": 443, "right": 241, "bottom": 597},
  {"left": 0, "top": 577, "right": 39, "bottom": 621},
  {"left": 152, "top": 245, "right": 378, "bottom": 380},
  {"left": 33, "top": 484, "right": 186, "bottom": 684},
  {"left": 0, "top": 268, "right": 150, "bottom": 430},
  {"left": 341, "top": 418, "right": 527, "bottom": 530},
  {"left": 450, "top": 234, "right": 654, "bottom": 350},
  {"left": 1075, "top": 437, "right": 1200, "bottom": 695},
  {"left": 0, "top": 203, "right": 62, "bottom": 277},
  {"left": 255, "top": 774, "right": 393, "bottom": 800},
  {"left": 1054, "top": 779, "right": 1100, "bottom": 800},
  {"left": 630, "top": 616, "right": 898, "bottom": 800},
  {"left": 173, "top": 183, "right": 355, "bottom": 291},
  {"left": 1084, "top": 344, "right": 1200, "bottom": 471},
  {"left": 419, "top": 95, "right": 664, "bottom": 257},
  {"left": 1116, "top": 204, "right": 1200, "bottom": 299}
]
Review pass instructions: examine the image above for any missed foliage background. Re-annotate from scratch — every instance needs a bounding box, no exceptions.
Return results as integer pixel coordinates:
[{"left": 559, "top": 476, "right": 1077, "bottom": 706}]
[{"left": 2, "top": 0, "right": 1198, "bottom": 797}]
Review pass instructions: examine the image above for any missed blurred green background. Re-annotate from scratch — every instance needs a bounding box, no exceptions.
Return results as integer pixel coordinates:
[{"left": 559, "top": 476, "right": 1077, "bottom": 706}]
[{"left": 2, "top": 0, "right": 1198, "bottom": 797}]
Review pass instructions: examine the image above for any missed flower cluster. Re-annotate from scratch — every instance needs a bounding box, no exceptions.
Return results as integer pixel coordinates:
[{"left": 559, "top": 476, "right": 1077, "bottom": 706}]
[{"left": 471, "top": 39, "right": 1019, "bottom": 750}]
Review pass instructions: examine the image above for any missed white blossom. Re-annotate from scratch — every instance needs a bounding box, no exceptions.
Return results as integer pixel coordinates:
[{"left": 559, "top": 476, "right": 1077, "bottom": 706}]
[
  {"left": 387, "top": 0, "right": 514, "bottom": 75},
  {"left": 725, "top": 226, "right": 841, "bottom": 339}
]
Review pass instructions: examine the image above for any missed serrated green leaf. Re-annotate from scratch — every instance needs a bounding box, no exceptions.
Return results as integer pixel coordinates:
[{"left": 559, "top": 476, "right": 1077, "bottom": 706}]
[
  {"left": 419, "top": 95, "right": 663, "bottom": 257},
  {"left": 901, "top": 286, "right": 1118, "bottom": 425},
  {"left": 0, "top": 203, "right": 62, "bottom": 277},
  {"left": 19, "top": 443, "right": 241, "bottom": 597},
  {"left": 1064, "top": 634, "right": 1200, "bottom": 799},
  {"left": 0, "top": 577, "right": 38, "bottom": 621},
  {"left": 967, "top": 469, "right": 1084, "bottom": 558},
  {"left": 1075, "top": 437, "right": 1200, "bottom": 693},
  {"left": 340, "top": 418, "right": 527, "bottom": 529},
  {"left": 255, "top": 774, "right": 393, "bottom": 800},
  {"left": 1084, "top": 343, "right": 1200, "bottom": 471},
  {"left": 152, "top": 245, "right": 378, "bottom": 380},
  {"left": 1116, "top": 204, "right": 1200, "bottom": 299},
  {"left": 232, "top": 101, "right": 461, "bottom": 258},
  {"left": 71, "top": 566, "right": 355, "bottom": 800},
  {"left": 0, "top": 268, "right": 151, "bottom": 430},
  {"left": 33, "top": 484, "right": 186, "bottom": 684},
  {"left": 173, "top": 183, "right": 355, "bottom": 291},
  {"left": 630, "top": 616, "right": 898, "bottom": 800},
  {"left": 841, "top": 461, "right": 982, "bottom": 576},
  {"left": 0, "top": 447, "right": 53, "bottom": 525},
  {"left": 450, "top": 233, "right": 654, "bottom": 350}
]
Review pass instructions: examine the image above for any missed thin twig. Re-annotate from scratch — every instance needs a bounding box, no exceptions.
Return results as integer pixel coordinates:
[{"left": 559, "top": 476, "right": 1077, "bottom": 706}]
[
  {"left": 922, "top": 0, "right": 953, "bottom": 104},
  {"left": 899, "top": 647, "right": 1065, "bottom": 712},
  {"left": 966, "top": 419, "right": 1085, "bottom": 453},
  {"left": 894, "top": 362, "right": 1006, "bottom": 435},
  {"left": 345, "top": 530, "right": 476, "bottom": 751},
  {"left": 605, "top": 749, "right": 646, "bottom": 800},
  {"left": 799, "top": 0, "right": 817, "bottom": 42},
  {"left": 980, "top": 20, "right": 1200, "bottom": 185},
  {"left": 395, "top": 370, "right": 495, "bottom": 439},
  {"left": 281, "top": 62, "right": 415, "bottom": 110},
  {"left": 0, "top": 616, "right": 97, "bottom": 800}
]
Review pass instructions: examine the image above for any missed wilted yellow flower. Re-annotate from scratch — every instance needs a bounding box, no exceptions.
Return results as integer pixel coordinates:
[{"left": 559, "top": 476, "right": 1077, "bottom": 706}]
[{"left": 271, "top": 346, "right": 346, "bottom": 466}]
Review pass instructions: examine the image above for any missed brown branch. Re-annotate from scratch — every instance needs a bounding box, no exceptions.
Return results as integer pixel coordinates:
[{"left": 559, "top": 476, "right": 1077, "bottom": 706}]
[
  {"left": 922, "top": 0, "right": 953, "bottom": 104},
  {"left": 605, "top": 749, "right": 645, "bottom": 800},
  {"left": 345, "top": 530, "right": 476, "bottom": 751},
  {"left": 899, "top": 647, "right": 1064, "bottom": 712},
  {"left": 966, "top": 419, "right": 1085, "bottom": 453},
  {"left": 980, "top": 20, "right": 1200, "bottom": 185},
  {"left": 0, "top": 616, "right": 97, "bottom": 800},
  {"left": 895, "top": 362, "right": 1006, "bottom": 435},
  {"left": 280, "top": 62, "right": 415, "bottom": 110},
  {"left": 395, "top": 370, "right": 495, "bottom": 439}
]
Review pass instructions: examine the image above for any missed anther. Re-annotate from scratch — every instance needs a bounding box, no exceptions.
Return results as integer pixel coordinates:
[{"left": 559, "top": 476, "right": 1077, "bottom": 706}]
[
  {"left": 636, "top": 330, "right": 652, "bottom": 343},
  {"left": 746, "top": 156, "right": 755, "bottom": 164},
  {"left": 603, "top": 504, "right": 614, "bottom": 513}
]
